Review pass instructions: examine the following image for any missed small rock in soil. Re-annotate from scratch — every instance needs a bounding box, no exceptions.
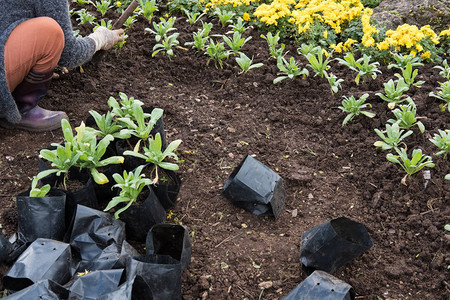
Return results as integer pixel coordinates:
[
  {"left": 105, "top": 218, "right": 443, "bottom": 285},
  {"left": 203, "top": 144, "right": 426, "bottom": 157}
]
[{"left": 258, "top": 281, "right": 273, "bottom": 289}]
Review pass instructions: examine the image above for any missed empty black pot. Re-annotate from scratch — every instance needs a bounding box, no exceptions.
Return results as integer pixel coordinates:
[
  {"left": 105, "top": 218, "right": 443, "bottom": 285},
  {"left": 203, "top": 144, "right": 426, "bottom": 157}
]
[
  {"left": 283, "top": 270, "right": 355, "bottom": 300},
  {"left": 223, "top": 155, "right": 286, "bottom": 218},
  {"left": 300, "top": 217, "right": 373, "bottom": 274}
]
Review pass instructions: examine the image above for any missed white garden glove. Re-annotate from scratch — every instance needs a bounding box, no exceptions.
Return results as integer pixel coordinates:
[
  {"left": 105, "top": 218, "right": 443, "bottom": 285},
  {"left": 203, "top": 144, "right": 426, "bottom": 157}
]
[{"left": 88, "top": 27, "right": 124, "bottom": 52}]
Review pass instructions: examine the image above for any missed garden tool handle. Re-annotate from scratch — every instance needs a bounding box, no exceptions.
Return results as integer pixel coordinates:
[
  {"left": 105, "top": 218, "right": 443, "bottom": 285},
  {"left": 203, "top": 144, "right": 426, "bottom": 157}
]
[{"left": 112, "top": 0, "right": 139, "bottom": 30}]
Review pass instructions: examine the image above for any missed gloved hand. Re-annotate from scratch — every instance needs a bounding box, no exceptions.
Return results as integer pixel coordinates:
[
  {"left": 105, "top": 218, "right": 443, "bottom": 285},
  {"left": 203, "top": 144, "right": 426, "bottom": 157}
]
[{"left": 88, "top": 27, "right": 124, "bottom": 52}]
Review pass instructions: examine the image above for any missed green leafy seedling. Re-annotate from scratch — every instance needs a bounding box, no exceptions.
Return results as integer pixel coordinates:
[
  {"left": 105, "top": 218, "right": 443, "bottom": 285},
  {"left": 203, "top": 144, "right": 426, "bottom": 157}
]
[
  {"left": 374, "top": 123, "right": 413, "bottom": 151},
  {"left": 429, "top": 80, "right": 450, "bottom": 112},
  {"left": 386, "top": 148, "right": 434, "bottom": 184},
  {"left": 274, "top": 56, "right": 309, "bottom": 84},
  {"left": 376, "top": 78, "right": 410, "bottom": 109},
  {"left": 235, "top": 52, "right": 263, "bottom": 74},
  {"left": 338, "top": 93, "right": 375, "bottom": 125},
  {"left": 387, "top": 99, "right": 425, "bottom": 133},
  {"left": 429, "top": 129, "right": 450, "bottom": 157}
]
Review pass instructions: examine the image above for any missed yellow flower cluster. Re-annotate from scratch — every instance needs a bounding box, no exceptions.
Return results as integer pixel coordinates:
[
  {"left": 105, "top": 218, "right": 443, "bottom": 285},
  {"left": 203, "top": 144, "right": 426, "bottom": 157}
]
[
  {"left": 330, "top": 38, "right": 357, "bottom": 52},
  {"left": 289, "top": 0, "right": 365, "bottom": 34},
  {"left": 203, "top": 0, "right": 259, "bottom": 9},
  {"left": 253, "top": 0, "right": 296, "bottom": 26},
  {"left": 440, "top": 26, "right": 450, "bottom": 36},
  {"left": 360, "top": 8, "right": 378, "bottom": 47},
  {"left": 376, "top": 24, "right": 439, "bottom": 56}
]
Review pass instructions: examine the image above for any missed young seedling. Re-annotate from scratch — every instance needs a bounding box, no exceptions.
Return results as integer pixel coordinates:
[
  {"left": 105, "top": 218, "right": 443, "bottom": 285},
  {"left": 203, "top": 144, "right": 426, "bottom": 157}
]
[
  {"left": 117, "top": 104, "right": 164, "bottom": 143},
  {"left": 185, "top": 22, "right": 213, "bottom": 51},
  {"left": 152, "top": 32, "right": 180, "bottom": 57},
  {"left": 181, "top": 7, "right": 205, "bottom": 24},
  {"left": 114, "top": 33, "right": 128, "bottom": 49},
  {"left": 205, "top": 39, "right": 230, "bottom": 69},
  {"left": 335, "top": 52, "right": 381, "bottom": 85},
  {"left": 75, "top": 0, "right": 92, "bottom": 5},
  {"left": 386, "top": 148, "right": 434, "bottom": 185},
  {"left": 124, "top": 14, "right": 138, "bottom": 28},
  {"left": 387, "top": 99, "right": 425, "bottom": 133},
  {"left": 104, "top": 165, "right": 153, "bottom": 219},
  {"left": 273, "top": 56, "right": 309, "bottom": 84},
  {"left": 374, "top": 123, "right": 413, "bottom": 151},
  {"left": 227, "top": 18, "right": 250, "bottom": 34},
  {"left": 433, "top": 59, "right": 450, "bottom": 79},
  {"left": 124, "top": 132, "right": 182, "bottom": 183},
  {"left": 138, "top": 0, "right": 158, "bottom": 23},
  {"left": 145, "top": 17, "right": 177, "bottom": 43},
  {"left": 429, "top": 129, "right": 450, "bottom": 158},
  {"left": 214, "top": 8, "right": 235, "bottom": 27},
  {"left": 387, "top": 53, "right": 423, "bottom": 70},
  {"left": 325, "top": 72, "right": 343, "bottom": 94},
  {"left": 261, "top": 32, "right": 286, "bottom": 61},
  {"left": 29, "top": 176, "right": 51, "bottom": 198},
  {"left": 88, "top": 110, "right": 131, "bottom": 139},
  {"left": 108, "top": 92, "right": 146, "bottom": 119},
  {"left": 222, "top": 31, "right": 252, "bottom": 55},
  {"left": 301, "top": 47, "right": 333, "bottom": 78},
  {"left": 429, "top": 80, "right": 450, "bottom": 112},
  {"left": 297, "top": 44, "right": 321, "bottom": 56},
  {"left": 95, "top": 0, "right": 113, "bottom": 16},
  {"left": 376, "top": 78, "right": 410, "bottom": 109},
  {"left": 338, "top": 94, "right": 375, "bottom": 125},
  {"left": 235, "top": 52, "right": 263, "bottom": 74},
  {"left": 394, "top": 62, "right": 425, "bottom": 87},
  {"left": 76, "top": 9, "right": 96, "bottom": 25}
]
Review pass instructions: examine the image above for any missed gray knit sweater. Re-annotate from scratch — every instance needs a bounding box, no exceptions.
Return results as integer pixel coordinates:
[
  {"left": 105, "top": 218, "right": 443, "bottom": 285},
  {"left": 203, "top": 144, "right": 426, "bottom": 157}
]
[{"left": 0, "top": 0, "right": 96, "bottom": 123}]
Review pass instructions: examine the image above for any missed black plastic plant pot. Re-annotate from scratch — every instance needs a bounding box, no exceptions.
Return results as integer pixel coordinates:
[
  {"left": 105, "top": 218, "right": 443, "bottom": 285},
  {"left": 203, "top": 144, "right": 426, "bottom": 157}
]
[
  {"left": 143, "top": 106, "right": 167, "bottom": 151},
  {"left": 0, "top": 232, "right": 12, "bottom": 264},
  {"left": 64, "top": 176, "right": 98, "bottom": 229},
  {"left": 126, "top": 254, "right": 182, "bottom": 300},
  {"left": 119, "top": 187, "right": 166, "bottom": 242},
  {"left": 96, "top": 279, "right": 134, "bottom": 300},
  {"left": 16, "top": 189, "right": 66, "bottom": 243},
  {"left": 151, "top": 169, "right": 181, "bottom": 210},
  {"left": 115, "top": 139, "right": 147, "bottom": 172},
  {"left": 282, "top": 270, "right": 355, "bottom": 300},
  {"left": 146, "top": 224, "right": 192, "bottom": 270},
  {"left": 1, "top": 280, "right": 69, "bottom": 300},
  {"left": 3, "top": 238, "right": 73, "bottom": 292},
  {"left": 69, "top": 205, "right": 125, "bottom": 263},
  {"left": 67, "top": 269, "right": 124, "bottom": 299},
  {"left": 300, "top": 217, "right": 373, "bottom": 274},
  {"left": 223, "top": 155, "right": 286, "bottom": 218}
]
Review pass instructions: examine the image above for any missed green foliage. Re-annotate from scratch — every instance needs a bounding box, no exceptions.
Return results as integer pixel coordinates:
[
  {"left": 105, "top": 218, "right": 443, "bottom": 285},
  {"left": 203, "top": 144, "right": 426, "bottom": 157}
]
[
  {"left": 376, "top": 78, "right": 410, "bottom": 109},
  {"left": 429, "top": 129, "right": 450, "bottom": 157},
  {"left": 145, "top": 17, "right": 177, "bottom": 43},
  {"left": 433, "top": 59, "right": 450, "bottom": 79},
  {"left": 94, "top": 19, "right": 113, "bottom": 30},
  {"left": 261, "top": 31, "right": 286, "bottom": 61},
  {"left": 76, "top": 9, "right": 96, "bottom": 25},
  {"left": 387, "top": 53, "right": 423, "bottom": 70},
  {"left": 182, "top": 7, "right": 205, "bottom": 24},
  {"left": 394, "top": 62, "right": 425, "bottom": 87},
  {"left": 205, "top": 39, "right": 230, "bottom": 69},
  {"left": 29, "top": 176, "right": 51, "bottom": 197},
  {"left": 108, "top": 92, "right": 145, "bottom": 119},
  {"left": 95, "top": 0, "right": 113, "bottom": 16},
  {"left": 88, "top": 110, "right": 131, "bottom": 139},
  {"left": 117, "top": 105, "right": 164, "bottom": 142},
  {"left": 361, "top": 0, "right": 383, "bottom": 8},
  {"left": 214, "top": 8, "right": 235, "bottom": 27},
  {"left": 374, "top": 123, "right": 413, "bottom": 151},
  {"left": 338, "top": 93, "right": 375, "bottom": 125},
  {"left": 138, "top": 0, "right": 158, "bottom": 23},
  {"left": 185, "top": 22, "right": 213, "bottom": 51},
  {"left": 429, "top": 80, "right": 450, "bottom": 111},
  {"left": 228, "top": 18, "right": 251, "bottom": 34},
  {"left": 386, "top": 148, "right": 434, "bottom": 177},
  {"left": 235, "top": 52, "right": 264, "bottom": 73},
  {"left": 301, "top": 47, "right": 333, "bottom": 78},
  {"left": 104, "top": 165, "right": 152, "bottom": 219},
  {"left": 152, "top": 32, "right": 180, "bottom": 57},
  {"left": 273, "top": 56, "right": 309, "bottom": 84},
  {"left": 124, "top": 15, "right": 138, "bottom": 28},
  {"left": 222, "top": 31, "right": 252, "bottom": 55},
  {"left": 335, "top": 53, "right": 381, "bottom": 85},
  {"left": 325, "top": 72, "right": 343, "bottom": 94},
  {"left": 387, "top": 99, "right": 425, "bottom": 133}
]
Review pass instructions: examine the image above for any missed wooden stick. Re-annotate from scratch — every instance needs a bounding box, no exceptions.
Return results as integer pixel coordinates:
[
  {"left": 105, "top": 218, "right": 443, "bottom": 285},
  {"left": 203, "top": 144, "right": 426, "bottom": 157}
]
[{"left": 112, "top": 0, "right": 139, "bottom": 30}]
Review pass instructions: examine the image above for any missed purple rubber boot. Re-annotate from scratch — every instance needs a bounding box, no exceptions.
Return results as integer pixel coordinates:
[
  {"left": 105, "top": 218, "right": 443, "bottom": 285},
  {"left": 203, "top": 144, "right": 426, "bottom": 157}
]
[{"left": 2, "top": 69, "right": 68, "bottom": 132}]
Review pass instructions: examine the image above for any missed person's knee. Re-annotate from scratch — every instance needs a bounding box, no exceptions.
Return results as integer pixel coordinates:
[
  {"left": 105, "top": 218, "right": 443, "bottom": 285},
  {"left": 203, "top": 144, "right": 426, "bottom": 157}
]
[{"left": 35, "top": 17, "right": 65, "bottom": 49}]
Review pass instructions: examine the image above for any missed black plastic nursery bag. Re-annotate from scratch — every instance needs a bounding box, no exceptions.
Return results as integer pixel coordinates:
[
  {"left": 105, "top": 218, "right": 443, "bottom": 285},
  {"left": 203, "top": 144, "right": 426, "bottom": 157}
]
[
  {"left": 96, "top": 278, "right": 134, "bottom": 300},
  {"left": 119, "top": 186, "right": 166, "bottom": 242},
  {"left": 146, "top": 223, "right": 192, "bottom": 270},
  {"left": 282, "top": 270, "right": 355, "bottom": 300},
  {"left": 126, "top": 254, "right": 182, "bottom": 300},
  {"left": 2, "top": 280, "right": 69, "bottom": 300},
  {"left": 151, "top": 170, "right": 181, "bottom": 210},
  {"left": 3, "top": 238, "right": 72, "bottom": 292},
  {"left": 64, "top": 176, "right": 98, "bottom": 228},
  {"left": 68, "top": 269, "right": 124, "bottom": 300},
  {"left": 0, "top": 231, "right": 12, "bottom": 264},
  {"left": 300, "top": 217, "right": 373, "bottom": 274},
  {"left": 16, "top": 189, "right": 66, "bottom": 243},
  {"left": 69, "top": 205, "right": 125, "bottom": 263},
  {"left": 223, "top": 155, "right": 286, "bottom": 218}
]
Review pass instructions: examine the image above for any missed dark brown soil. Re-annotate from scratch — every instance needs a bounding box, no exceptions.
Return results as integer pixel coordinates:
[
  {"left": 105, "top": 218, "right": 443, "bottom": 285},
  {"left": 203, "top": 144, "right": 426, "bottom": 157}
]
[{"left": 0, "top": 6, "right": 449, "bottom": 300}]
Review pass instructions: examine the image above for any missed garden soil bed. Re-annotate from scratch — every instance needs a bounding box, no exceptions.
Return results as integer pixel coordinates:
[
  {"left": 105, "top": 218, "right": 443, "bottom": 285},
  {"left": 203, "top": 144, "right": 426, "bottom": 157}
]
[{"left": 0, "top": 8, "right": 449, "bottom": 300}]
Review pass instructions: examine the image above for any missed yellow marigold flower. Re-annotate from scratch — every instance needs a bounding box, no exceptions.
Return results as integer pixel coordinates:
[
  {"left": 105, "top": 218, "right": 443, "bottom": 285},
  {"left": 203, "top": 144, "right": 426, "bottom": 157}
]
[
  {"left": 440, "top": 27, "right": 450, "bottom": 36},
  {"left": 329, "top": 42, "right": 343, "bottom": 53},
  {"left": 415, "top": 44, "right": 423, "bottom": 52},
  {"left": 410, "top": 49, "right": 417, "bottom": 56},
  {"left": 116, "top": 1, "right": 121, "bottom": 7},
  {"left": 377, "top": 40, "right": 390, "bottom": 51},
  {"left": 343, "top": 38, "right": 357, "bottom": 50},
  {"left": 322, "top": 48, "right": 330, "bottom": 57},
  {"left": 323, "top": 30, "right": 328, "bottom": 39},
  {"left": 243, "top": 12, "right": 250, "bottom": 21},
  {"left": 420, "top": 51, "right": 431, "bottom": 60}
]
